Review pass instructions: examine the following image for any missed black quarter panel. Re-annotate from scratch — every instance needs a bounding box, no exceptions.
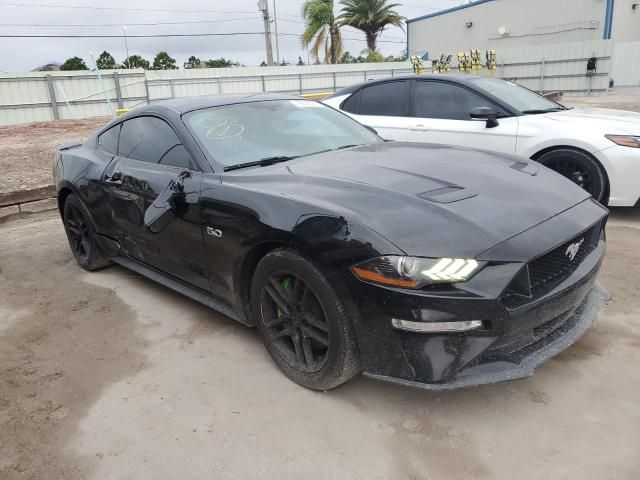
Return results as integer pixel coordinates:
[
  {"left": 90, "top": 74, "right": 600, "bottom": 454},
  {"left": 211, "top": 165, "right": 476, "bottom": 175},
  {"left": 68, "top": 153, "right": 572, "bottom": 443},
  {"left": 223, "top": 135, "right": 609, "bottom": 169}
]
[{"left": 55, "top": 144, "right": 114, "bottom": 234}]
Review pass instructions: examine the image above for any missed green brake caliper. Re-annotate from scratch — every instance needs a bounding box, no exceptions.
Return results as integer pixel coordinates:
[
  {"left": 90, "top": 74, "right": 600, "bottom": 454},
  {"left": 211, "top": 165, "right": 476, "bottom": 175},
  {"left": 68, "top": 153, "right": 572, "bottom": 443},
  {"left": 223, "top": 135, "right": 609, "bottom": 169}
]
[{"left": 278, "top": 276, "right": 294, "bottom": 317}]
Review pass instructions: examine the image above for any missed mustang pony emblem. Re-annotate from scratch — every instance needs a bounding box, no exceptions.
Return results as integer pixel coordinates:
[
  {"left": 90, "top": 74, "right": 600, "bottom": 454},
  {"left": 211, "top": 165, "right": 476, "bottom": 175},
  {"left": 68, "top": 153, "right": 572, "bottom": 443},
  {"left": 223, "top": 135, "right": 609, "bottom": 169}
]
[{"left": 565, "top": 238, "right": 585, "bottom": 261}]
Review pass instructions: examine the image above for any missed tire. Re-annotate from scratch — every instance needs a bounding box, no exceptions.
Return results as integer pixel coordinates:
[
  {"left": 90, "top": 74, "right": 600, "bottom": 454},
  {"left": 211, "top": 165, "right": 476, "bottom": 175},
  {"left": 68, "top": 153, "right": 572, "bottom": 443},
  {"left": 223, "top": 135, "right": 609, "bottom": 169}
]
[
  {"left": 62, "top": 193, "right": 111, "bottom": 271},
  {"left": 536, "top": 148, "right": 607, "bottom": 203},
  {"left": 251, "top": 248, "right": 359, "bottom": 390}
]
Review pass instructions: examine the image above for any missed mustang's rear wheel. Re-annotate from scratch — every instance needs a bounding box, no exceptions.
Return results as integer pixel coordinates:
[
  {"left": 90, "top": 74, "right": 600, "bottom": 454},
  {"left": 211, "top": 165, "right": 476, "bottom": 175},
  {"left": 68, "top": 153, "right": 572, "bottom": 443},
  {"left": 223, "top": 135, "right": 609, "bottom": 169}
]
[
  {"left": 251, "top": 248, "right": 359, "bottom": 390},
  {"left": 62, "top": 194, "right": 110, "bottom": 271},
  {"left": 536, "top": 148, "right": 607, "bottom": 203}
]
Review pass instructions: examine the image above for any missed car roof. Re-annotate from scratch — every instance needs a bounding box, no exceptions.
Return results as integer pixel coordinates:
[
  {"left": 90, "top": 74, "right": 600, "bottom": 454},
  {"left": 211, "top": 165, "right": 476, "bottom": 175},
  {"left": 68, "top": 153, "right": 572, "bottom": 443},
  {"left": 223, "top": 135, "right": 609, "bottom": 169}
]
[
  {"left": 327, "top": 73, "right": 486, "bottom": 98},
  {"left": 132, "top": 92, "right": 301, "bottom": 115}
]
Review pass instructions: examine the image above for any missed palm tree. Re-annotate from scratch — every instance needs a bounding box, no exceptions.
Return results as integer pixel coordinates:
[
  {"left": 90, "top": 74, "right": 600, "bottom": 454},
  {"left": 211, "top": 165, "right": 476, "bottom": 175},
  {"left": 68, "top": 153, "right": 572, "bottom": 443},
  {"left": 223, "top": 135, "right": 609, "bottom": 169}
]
[
  {"left": 301, "top": 0, "right": 343, "bottom": 64},
  {"left": 339, "top": 0, "right": 405, "bottom": 53}
]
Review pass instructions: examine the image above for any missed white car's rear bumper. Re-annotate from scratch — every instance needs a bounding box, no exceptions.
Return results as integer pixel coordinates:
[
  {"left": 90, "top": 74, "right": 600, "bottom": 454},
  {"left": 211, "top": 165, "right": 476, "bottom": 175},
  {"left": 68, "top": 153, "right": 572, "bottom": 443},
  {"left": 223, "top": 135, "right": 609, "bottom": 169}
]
[{"left": 596, "top": 145, "right": 640, "bottom": 207}]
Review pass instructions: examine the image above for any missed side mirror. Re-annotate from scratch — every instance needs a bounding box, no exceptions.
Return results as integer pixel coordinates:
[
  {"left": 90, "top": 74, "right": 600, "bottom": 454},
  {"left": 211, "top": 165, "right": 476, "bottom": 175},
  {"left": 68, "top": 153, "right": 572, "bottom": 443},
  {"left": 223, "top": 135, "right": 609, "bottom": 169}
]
[{"left": 470, "top": 106, "right": 500, "bottom": 128}]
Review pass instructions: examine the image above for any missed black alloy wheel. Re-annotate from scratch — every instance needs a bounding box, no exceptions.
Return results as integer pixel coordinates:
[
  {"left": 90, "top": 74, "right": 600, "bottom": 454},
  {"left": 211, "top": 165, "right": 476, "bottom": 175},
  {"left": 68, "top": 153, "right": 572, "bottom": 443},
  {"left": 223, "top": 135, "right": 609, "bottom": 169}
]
[
  {"left": 251, "top": 248, "right": 359, "bottom": 390},
  {"left": 65, "top": 203, "right": 91, "bottom": 263},
  {"left": 62, "top": 193, "right": 111, "bottom": 271},
  {"left": 260, "top": 272, "right": 330, "bottom": 373},
  {"left": 536, "top": 148, "right": 607, "bottom": 203}
]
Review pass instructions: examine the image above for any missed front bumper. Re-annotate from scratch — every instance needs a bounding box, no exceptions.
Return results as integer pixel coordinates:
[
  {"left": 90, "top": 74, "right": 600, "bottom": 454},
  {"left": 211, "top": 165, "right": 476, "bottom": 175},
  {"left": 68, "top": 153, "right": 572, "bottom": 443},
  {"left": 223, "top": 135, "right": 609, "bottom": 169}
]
[
  {"left": 595, "top": 145, "right": 640, "bottom": 207},
  {"left": 363, "top": 283, "right": 608, "bottom": 390},
  {"left": 341, "top": 199, "right": 608, "bottom": 390}
]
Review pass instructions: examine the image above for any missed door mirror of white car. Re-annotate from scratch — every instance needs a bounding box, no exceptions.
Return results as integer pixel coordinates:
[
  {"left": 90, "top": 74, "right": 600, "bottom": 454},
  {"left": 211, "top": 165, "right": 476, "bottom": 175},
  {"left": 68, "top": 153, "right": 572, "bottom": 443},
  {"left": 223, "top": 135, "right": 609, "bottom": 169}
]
[{"left": 470, "top": 107, "right": 500, "bottom": 129}]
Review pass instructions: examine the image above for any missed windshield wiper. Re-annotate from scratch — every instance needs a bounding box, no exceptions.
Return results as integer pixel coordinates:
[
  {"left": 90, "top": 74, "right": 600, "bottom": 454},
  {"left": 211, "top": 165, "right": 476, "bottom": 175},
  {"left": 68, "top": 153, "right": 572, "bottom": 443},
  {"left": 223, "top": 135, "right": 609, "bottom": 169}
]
[
  {"left": 223, "top": 145, "right": 363, "bottom": 172},
  {"left": 521, "top": 107, "right": 566, "bottom": 114},
  {"left": 224, "top": 155, "right": 298, "bottom": 172}
]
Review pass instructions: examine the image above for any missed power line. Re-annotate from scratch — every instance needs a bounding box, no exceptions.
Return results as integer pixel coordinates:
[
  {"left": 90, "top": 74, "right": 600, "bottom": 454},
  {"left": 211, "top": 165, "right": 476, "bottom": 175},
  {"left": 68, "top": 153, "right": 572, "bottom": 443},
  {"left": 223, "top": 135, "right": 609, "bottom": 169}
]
[
  {"left": 0, "top": 2, "right": 258, "bottom": 14},
  {"left": 0, "top": 18, "right": 261, "bottom": 27},
  {"left": 0, "top": 31, "right": 407, "bottom": 43}
]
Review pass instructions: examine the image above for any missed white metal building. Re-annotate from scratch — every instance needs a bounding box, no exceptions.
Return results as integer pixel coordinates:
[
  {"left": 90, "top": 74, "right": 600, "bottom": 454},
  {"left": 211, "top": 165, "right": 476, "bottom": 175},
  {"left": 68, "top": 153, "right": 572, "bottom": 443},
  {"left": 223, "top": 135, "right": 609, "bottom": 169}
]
[{"left": 407, "top": 0, "right": 640, "bottom": 86}]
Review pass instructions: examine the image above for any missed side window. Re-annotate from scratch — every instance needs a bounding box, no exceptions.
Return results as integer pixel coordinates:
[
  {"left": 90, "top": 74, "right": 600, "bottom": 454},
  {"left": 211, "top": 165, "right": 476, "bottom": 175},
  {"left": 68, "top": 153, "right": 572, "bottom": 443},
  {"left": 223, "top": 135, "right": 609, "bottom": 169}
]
[
  {"left": 359, "top": 81, "right": 410, "bottom": 117},
  {"left": 415, "top": 81, "right": 504, "bottom": 120},
  {"left": 159, "top": 144, "right": 191, "bottom": 169},
  {"left": 341, "top": 90, "right": 361, "bottom": 114},
  {"left": 118, "top": 116, "right": 193, "bottom": 168},
  {"left": 97, "top": 124, "right": 120, "bottom": 154}
]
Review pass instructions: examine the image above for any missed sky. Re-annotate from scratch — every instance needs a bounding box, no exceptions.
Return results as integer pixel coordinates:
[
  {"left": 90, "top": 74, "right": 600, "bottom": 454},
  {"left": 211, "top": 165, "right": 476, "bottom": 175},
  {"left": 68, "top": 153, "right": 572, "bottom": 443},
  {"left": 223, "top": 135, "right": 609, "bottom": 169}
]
[{"left": 0, "top": 0, "right": 462, "bottom": 72}]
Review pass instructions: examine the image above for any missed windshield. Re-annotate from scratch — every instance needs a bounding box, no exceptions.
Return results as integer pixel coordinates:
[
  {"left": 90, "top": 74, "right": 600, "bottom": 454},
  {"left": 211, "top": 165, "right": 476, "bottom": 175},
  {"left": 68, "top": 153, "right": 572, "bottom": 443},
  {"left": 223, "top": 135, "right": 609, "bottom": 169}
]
[
  {"left": 184, "top": 99, "right": 381, "bottom": 169},
  {"left": 470, "top": 77, "right": 565, "bottom": 113}
]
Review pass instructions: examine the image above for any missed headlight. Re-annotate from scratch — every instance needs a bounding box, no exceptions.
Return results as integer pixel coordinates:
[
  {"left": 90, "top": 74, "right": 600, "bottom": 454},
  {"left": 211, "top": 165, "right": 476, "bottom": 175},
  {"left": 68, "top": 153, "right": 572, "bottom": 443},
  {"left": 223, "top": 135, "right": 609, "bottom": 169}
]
[
  {"left": 605, "top": 135, "right": 640, "bottom": 148},
  {"left": 351, "top": 256, "right": 485, "bottom": 288}
]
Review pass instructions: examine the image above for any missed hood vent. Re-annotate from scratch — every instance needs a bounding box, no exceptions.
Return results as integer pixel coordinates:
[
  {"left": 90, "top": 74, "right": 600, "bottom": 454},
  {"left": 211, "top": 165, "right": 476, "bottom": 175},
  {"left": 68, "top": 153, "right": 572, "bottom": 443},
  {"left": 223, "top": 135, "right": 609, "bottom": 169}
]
[{"left": 418, "top": 186, "right": 477, "bottom": 204}]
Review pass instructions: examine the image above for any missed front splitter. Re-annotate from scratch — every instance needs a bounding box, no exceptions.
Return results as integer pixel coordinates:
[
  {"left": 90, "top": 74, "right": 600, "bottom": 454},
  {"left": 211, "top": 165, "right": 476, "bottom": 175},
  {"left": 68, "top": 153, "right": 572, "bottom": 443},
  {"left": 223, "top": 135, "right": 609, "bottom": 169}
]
[{"left": 362, "top": 283, "right": 610, "bottom": 391}]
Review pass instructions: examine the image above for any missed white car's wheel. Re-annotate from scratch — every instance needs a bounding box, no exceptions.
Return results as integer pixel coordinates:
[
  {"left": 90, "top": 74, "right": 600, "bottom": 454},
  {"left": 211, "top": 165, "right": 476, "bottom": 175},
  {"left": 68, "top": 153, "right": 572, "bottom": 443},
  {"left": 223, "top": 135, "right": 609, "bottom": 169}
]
[{"left": 536, "top": 149, "right": 607, "bottom": 204}]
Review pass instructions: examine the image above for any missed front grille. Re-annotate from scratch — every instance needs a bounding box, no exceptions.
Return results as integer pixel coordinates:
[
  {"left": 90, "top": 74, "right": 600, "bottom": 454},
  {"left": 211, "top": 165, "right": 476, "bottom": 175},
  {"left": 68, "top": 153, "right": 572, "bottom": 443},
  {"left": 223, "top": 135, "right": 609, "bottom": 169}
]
[{"left": 502, "top": 222, "right": 602, "bottom": 308}]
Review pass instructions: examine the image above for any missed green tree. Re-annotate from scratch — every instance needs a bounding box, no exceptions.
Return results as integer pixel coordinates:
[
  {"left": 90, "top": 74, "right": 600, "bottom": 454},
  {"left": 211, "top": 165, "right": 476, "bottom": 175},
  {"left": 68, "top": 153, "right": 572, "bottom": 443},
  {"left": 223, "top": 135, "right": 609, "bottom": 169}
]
[
  {"left": 96, "top": 51, "right": 116, "bottom": 70},
  {"left": 184, "top": 56, "right": 202, "bottom": 69},
  {"left": 260, "top": 61, "right": 268, "bottom": 67},
  {"left": 339, "top": 0, "right": 405, "bottom": 52},
  {"left": 301, "top": 0, "right": 343, "bottom": 64},
  {"left": 122, "top": 55, "right": 150, "bottom": 69},
  {"left": 151, "top": 51, "right": 177, "bottom": 70},
  {"left": 385, "top": 48, "right": 407, "bottom": 62},
  {"left": 361, "top": 48, "right": 384, "bottom": 62},
  {"left": 339, "top": 51, "right": 357, "bottom": 63},
  {"left": 60, "top": 56, "right": 89, "bottom": 71},
  {"left": 204, "top": 57, "right": 239, "bottom": 68}
]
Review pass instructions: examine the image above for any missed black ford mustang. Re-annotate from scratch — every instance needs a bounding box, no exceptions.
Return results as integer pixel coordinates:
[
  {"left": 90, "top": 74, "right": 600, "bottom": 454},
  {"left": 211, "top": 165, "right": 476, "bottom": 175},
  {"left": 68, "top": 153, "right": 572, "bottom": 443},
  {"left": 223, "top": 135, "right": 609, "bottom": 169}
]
[{"left": 53, "top": 93, "right": 608, "bottom": 391}]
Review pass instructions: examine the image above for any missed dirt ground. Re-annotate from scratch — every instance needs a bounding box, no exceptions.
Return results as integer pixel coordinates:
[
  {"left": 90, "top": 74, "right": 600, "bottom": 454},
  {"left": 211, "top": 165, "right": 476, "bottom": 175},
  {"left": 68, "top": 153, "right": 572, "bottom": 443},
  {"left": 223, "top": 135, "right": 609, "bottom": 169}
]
[
  {"left": 1, "top": 209, "right": 639, "bottom": 480},
  {"left": 0, "top": 118, "right": 109, "bottom": 196},
  {"left": 562, "top": 86, "right": 640, "bottom": 112}
]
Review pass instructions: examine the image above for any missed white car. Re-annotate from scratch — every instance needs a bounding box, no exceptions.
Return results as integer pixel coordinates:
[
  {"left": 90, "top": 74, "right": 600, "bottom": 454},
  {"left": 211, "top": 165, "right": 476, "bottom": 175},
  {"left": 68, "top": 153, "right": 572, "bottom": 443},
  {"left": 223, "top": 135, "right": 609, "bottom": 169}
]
[{"left": 323, "top": 75, "right": 640, "bottom": 207}]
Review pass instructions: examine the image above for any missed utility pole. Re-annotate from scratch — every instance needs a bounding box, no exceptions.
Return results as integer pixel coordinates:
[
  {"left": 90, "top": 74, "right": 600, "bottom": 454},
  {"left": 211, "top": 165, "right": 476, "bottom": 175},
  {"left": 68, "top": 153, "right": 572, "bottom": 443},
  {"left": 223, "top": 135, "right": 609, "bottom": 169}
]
[
  {"left": 257, "top": 0, "right": 274, "bottom": 66},
  {"left": 272, "top": 0, "right": 280, "bottom": 65},
  {"left": 122, "top": 26, "right": 130, "bottom": 63}
]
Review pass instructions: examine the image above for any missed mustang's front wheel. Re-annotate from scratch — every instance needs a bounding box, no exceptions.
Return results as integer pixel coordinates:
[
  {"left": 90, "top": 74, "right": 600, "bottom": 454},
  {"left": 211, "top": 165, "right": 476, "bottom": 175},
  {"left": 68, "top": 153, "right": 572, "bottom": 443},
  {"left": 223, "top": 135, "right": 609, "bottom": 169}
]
[{"left": 251, "top": 248, "right": 359, "bottom": 390}]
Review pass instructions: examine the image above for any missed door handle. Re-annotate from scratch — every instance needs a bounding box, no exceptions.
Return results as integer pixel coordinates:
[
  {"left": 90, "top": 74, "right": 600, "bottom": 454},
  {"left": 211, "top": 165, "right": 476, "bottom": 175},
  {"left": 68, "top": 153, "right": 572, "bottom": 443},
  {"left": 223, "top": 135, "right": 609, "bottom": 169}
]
[
  {"left": 408, "top": 124, "right": 428, "bottom": 131},
  {"left": 104, "top": 171, "right": 122, "bottom": 184}
]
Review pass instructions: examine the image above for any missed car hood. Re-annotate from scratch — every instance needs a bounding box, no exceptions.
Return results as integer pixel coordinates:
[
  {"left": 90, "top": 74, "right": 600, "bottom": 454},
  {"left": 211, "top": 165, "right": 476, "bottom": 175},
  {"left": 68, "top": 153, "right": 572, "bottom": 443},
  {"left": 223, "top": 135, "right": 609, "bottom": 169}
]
[
  {"left": 544, "top": 108, "right": 640, "bottom": 134},
  {"left": 223, "top": 142, "right": 591, "bottom": 258}
]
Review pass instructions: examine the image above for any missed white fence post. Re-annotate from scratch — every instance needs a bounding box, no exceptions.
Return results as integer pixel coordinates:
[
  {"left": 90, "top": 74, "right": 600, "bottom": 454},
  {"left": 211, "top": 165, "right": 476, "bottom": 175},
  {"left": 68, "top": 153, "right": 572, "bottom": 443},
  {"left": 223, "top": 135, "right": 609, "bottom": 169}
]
[{"left": 45, "top": 75, "right": 60, "bottom": 120}]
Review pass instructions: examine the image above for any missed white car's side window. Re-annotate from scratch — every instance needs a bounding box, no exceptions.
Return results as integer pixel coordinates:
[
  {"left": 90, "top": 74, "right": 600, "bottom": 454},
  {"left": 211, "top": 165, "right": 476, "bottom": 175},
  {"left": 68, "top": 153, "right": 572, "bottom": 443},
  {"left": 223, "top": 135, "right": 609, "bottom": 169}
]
[{"left": 357, "top": 81, "right": 410, "bottom": 117}]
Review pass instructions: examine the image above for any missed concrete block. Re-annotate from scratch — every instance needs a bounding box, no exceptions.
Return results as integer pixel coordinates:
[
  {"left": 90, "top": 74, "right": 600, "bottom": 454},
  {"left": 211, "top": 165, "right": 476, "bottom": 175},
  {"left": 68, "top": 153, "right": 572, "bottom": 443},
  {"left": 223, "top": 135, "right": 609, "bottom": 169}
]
[
  {"left": 0, "top": 205, "right": 20, "bottom": 219},
  {"left": 19, "top": 198, "right": 57, "bottom": 214}
]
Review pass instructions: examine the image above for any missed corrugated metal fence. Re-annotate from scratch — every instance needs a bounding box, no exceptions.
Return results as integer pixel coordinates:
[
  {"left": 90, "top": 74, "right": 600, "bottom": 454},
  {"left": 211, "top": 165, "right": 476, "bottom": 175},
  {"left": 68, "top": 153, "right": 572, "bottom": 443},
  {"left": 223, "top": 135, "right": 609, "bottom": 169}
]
[
  {"left": 0, "top": 40, "right": 618, "bottom": 126},
  {"left": 0, "top": 63, "right": 412, "bottom": 126}
]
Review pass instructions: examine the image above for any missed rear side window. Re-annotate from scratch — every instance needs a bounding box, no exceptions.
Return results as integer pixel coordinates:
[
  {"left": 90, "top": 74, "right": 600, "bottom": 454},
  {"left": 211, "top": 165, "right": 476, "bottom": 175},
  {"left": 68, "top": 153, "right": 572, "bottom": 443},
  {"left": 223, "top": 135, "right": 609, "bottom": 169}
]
[
  {"left": 359, "top": 81, "right": 410, "bottom": 117},
  {"left": 414, "top": 81, "right": 504, "bottom": 120},
  {"left": 97, "top": 124, "right": 120, "bottom": 154},
  {"left": 341, "top": 90, "right": 361, "bottom": 114}
]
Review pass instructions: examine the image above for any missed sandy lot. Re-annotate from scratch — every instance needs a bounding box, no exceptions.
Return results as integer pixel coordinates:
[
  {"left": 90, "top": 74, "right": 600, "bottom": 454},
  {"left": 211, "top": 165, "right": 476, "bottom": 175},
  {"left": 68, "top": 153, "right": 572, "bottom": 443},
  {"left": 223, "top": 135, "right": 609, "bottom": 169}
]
[
  {"left": 1, "top": 209, "right": 639, "bottom": 480},
  {"left": 0, "top": 118, "right": 108, "bottom": 196}
]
